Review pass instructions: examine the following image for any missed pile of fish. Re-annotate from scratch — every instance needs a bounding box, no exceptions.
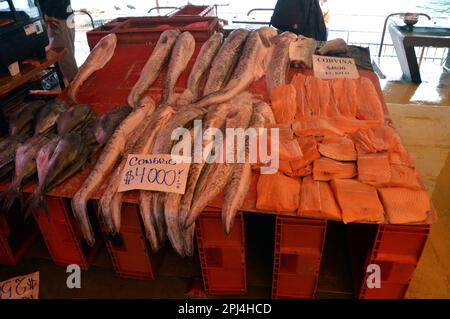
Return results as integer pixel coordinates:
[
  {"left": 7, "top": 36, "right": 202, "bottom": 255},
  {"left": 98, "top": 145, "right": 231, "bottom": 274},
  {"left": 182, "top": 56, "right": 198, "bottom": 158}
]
[
  {"left": 70, "top": 27, "right": 297, "bottom": 256},
  {"left": 0, "top": 98, "right": 131, "bottom": 217},
  {"left": 256, "top": 73, "right": 434, "bottom": 226},
  {"left": 3, "top": 26, "right": 429, "bottom": 257}
]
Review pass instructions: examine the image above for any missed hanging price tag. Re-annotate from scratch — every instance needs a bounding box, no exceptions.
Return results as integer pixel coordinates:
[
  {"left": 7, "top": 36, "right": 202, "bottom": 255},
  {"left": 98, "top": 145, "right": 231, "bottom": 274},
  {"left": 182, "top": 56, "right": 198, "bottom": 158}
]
[
  {"left": 118, "top": 154, "right": 191, "bottom": 194},
  {"left": 0, "top": 272, "right": 39, "bottom": 299}
]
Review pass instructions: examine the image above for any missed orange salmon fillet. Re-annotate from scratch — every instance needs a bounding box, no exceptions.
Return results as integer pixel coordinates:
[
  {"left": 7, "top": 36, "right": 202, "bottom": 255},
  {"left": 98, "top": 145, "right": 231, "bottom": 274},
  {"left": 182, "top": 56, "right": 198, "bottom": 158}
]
[
  {"left": 270, "top": 84, "right": 297, "bottom": 124},
  {"left": 256, "top": 172, "right": 301, "bottom": 212},
  {"left": 291, "top": 73, "right": 309, "bottom": 120},
  {"left": 331, "top": 179, "right": 385, "bottom": 223},
  {"left": 356, "top": 77, "right": 384, "bottom": 121},
  {"left": 313, "top": 157, "right": 357, "bottom": 181},
  {"left": 357, "top": 153, "right": 391, "bottom": 183},
  {"left": 318, "top": 135, "right": 357, "bottom": 161}
]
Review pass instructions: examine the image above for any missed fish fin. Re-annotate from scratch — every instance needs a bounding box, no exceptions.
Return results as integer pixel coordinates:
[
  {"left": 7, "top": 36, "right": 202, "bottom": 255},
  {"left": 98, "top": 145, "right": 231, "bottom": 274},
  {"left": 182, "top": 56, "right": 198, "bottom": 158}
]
[{"left": 0, "top": 185, "right": 23, "bottom": 211}]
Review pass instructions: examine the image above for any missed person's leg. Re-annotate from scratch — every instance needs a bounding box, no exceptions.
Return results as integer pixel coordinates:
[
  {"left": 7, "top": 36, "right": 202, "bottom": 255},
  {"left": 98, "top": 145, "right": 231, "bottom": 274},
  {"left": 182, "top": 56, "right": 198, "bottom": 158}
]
[{"left": 47, "top": 18, "right": 78, "bottom": 82}]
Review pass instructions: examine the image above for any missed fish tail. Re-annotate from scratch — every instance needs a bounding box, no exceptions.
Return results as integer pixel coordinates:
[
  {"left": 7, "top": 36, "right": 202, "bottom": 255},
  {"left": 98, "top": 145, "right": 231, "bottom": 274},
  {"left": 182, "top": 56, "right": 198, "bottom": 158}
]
[
  {"left": 182, "top": 223, "right": 195, "bottom": 257},
  {"left": 0, "top": 183, "right": 23, "bottom": 211},
  {"left": 71, "top": 195, "right": 95, "bottom": 246},
  {"left": 23, "top": 188, "right": 47, "bottom": 221},
  {"left": 138, "top": 193, "right": 160, "bottom": 252}
]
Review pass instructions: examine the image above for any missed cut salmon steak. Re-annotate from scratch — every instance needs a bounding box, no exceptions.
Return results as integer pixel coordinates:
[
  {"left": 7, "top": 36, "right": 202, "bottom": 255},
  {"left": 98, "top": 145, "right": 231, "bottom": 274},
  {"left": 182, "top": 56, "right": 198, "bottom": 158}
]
[
  {"left": 270, "top": 84, "right": 297, "bottom": 124},
  {"left": 378, "top": 188, "right": 431, "bottom": 224},
  {"left": 331, "top": 179, "right": 385, "bottom": 223},
  {"left": 293, "top": 118, "right": 344, "bottom": 136},
  {"left": 357, "top": 152, "right": 391, "bottom": 183},
  {"left": 313, "top": 157, "right": 357, "bottom": 181},
  {"left": 256, "top": 172, "right": 300, "bottom": 212},
  {"left": 299, "top": 175, "right": 341, "bottom": 220},
  {"left": 356, "top": 77, "right": 385, "bottom": 121},
  {"left": 318, "top": 135, "right": 357, "bottom": 161},
  {"left": 290, "top": 136, "right": 321, "bottom": 176}
]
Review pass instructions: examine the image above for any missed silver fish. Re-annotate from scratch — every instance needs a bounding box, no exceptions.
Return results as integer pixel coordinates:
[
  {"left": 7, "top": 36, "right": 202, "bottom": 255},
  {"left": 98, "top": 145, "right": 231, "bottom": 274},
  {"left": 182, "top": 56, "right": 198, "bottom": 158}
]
[
  {"left": 25, "top": 133, "right": 89, "bottom": 218},
  {"left": 57, "top": 104, "right": 95, "bottom": 135},
  {"left": 71, "top": 101, "right": 155, "bottom": 246},
  {"left": 0, "top": 136, "right": 27, "bottom": 181},
  {"left": 190, "top": 28, "right": 275, "bottom": 109},
  {"left": 149, "top": 106, "right": 207, "bottom": 254},
  {"left": 9, "top": 100, "right": 46, "bottom": 136},
  {"left": 161, "top": 32, "right": 196, "bottom": 106},
  {"left": 222, "top": 102, "right": 272, "bottom": 234},
  {"left": 185, "top": 92, "right": 254, "bottom": 228},
  {"left": 0, "top": 135, "right": 52, "bottom": 210},
  {"left": 127, "top": 30, "right": 180, "bottom": 108},
  {"left": 34, "top": 99, "right": 68, "bottom": 135},
  {"left": 93, "top": 106, "right": 132, "bottom": 146},
  {"left": 68, "top": 33, "right": 117, "bottom": 103},
  {"left": 99, "top": 97, "right": 156, "bottom": 234},
  {"left": 202, "top": 29, "right": 249, "bottom": 96},
  {"left": 177, "top": 33, "right": 223, "bottom": 106}
]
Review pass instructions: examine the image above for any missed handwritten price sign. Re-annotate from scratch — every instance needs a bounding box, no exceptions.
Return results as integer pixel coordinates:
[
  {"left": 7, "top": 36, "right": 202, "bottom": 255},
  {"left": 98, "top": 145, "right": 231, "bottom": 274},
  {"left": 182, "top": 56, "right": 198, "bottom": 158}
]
[
  {"left": 0, "top": 272, "right": 39, "bottom": 299},
  {"left": 118, "top": 154, "right": 191, "bottom": 194}
]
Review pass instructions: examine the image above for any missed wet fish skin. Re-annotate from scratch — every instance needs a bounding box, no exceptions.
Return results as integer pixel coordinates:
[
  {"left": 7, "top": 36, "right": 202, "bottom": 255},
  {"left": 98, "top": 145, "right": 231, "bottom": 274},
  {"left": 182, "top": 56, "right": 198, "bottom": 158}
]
[
  {"left": 127, "top": 30, "right": 180, "bottom": 108},
  {"left": 0, "top": 135, "right": 52, "bottom": 211},
  {"left": 25, "top": 133, "right": 86, "bottom": 218},
  {"left": 162, "top": 32, "right": 196, "bottom": 106},
  {"left": 0, "top": 136, "right": 27, "bottom": 181},
  {"left": 57, "top": 104, "right": 94, "bottom": 135},
  {"left": 185, "top": 93, "right": 254, "bottom": 228},
  {"left": 94, "top": 106, "right": 132, "bottom": 146},
  {"left": 266, "top": 35, "right": 295, "bottom": 94},
  {"left": 190, "top": 29, "right": 273, "bottom": 109},
  {"left": 68, "top": 33, "right": 117, "bottom": 103},
  {"left": 202, "top": 29, "right": 249, "bottom": 96},
  {"left": 9, "top": 100, "right": 46, "bottom": 136},
  {"left": 178, "top": 33, "right": 223, "bottom": 106},
  {"left": 71, "top": 101, "right": 155, "bottom": 246},
  {"left": 99, "top": 97, "right": 156, "bottom": 234},
  {"left": 34, "top": 99, "right": 68, "bottom": 136},
  {"left": 179, "top": 103, "right": 232, "bottom": 226}
]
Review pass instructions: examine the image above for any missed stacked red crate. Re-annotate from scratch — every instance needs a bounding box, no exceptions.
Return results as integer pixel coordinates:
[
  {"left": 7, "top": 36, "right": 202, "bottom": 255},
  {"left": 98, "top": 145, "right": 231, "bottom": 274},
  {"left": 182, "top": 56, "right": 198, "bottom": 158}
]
[
  {"left": 272, "top": 216, "right": 327, "bottom": 298},
  {"left": 196, "top": 209, "right": 246, "bottom": 295}
]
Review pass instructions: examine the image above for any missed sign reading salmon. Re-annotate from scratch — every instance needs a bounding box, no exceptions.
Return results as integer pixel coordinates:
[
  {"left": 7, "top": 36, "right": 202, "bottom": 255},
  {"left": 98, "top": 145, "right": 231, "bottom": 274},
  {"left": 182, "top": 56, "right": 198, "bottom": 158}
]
[
  {"left": 118, "top": 154, "right": 191, "bottom": 194},
  {"left": 313, "top": 55, "right": 359, "bottom": 79}
]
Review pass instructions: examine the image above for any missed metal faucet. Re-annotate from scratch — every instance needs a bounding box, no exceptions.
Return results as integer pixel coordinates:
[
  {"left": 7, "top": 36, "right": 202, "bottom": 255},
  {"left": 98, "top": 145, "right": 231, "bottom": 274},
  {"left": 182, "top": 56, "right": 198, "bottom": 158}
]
[{"left": 378, "top": 13, "right": 432, "bottom": 58}]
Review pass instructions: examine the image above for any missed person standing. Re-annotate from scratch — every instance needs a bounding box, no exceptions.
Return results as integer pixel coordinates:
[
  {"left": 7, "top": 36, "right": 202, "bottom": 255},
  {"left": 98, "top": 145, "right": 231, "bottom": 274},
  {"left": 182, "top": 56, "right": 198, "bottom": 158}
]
[
  {"left": 319, "top": 0, "right": 331, "bottom": 37},
  {"left": 270, "top": 0, "right": 327, "bottom": 41},
  {"left": 37, "top": 0, "right": 78, "bottom": 82}
]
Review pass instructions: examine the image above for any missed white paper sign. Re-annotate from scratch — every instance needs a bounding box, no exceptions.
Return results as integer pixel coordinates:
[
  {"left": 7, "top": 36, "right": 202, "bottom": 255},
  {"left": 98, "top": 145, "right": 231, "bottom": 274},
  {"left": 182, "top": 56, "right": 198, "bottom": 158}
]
[
  {"left": 24, "top": 23, "right": 37, "bottom": 36},
  {"left": 313, "top": 55, "right": 359, "bottom": 79},
  {"left": 0, "top": 272, "right": 39, "bottom": 299},
  {"left": 118, "top": 154, "right": 191, "bottom": 194}
]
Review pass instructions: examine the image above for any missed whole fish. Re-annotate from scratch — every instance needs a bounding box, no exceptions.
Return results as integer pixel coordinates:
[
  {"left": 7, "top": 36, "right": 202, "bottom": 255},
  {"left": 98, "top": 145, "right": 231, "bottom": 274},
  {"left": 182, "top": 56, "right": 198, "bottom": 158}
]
[
  {"left": 222, "top": 102, "right": 274, "bottom": 234},
  {"left": 179, "top": 103, "right": 232, "bottom": 227},
  {"left": 137, "top": 106, "right": 176, "bottom": 251},
  {"left": 0, "top": 135, "right": 52, "bottom": 211},
  {"left": 25, "top": 133, "right": 89, "bottom": 218},
  {"left": 185, "top": 92, "right": 254, "bottom": 228},
  {"left": 9, "top": 100, "right": 46, "bottom": 136},
  {"left": 161, "top": 32, "right": 196, "bottom": 106},
  {"left": 266, "top": 35, "right": 296, "bottom": 94},
  {"left": 68, "top": 33, "right": 118, "bottom": 103},
  {"left": 71, "top": 101, "right": 154, "bottom": 246},
  {"left": 34, "top": 99, "right": 68, "bottom": 135},
  {"left": 93, "top": 106, "right": 132, "bottom": 146},
  {"left": 177, "top": 33, "right": 223, "bottom": 106},
  {"left": 98, "top": 97, "right": 156, "bottom": 234},
  {"left": 202, "top": 29, "right": 249, "bottom": 96},
  {"left": 190, "top": 28, "right": 276, "bottom": 109},
  {"left": 127, "top": 30, "right": 180, "bottom": 108},
  {"left": 0, "top": 136, "right": 26, "bottom": 181},
  {"left": 57, "top": 104, "right": 95, "bottom": 135},
  {"left": 150, "top": 106, "right": 208, "bottom": 254}
]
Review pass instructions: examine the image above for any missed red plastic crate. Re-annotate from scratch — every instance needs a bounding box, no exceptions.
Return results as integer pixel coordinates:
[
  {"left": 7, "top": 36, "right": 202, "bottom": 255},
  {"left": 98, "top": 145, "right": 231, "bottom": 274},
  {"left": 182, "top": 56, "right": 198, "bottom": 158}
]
[
  {"left": 34, "top": 196, "right": 102, "bottom": 270},
  {"left": 87, "top": 16, "right": 220, "bottom": 50},
  {"left": 349, "top": 224, "right": 430, "bottom": 299},
  {"left": 196, "top": 209, "right": 246, "bottom": 295},
  {"left": 272, "top": 216, "right": 327, "bottom": 299},
  {"left": 0, "top": 202, "right": 39, "bottom": 265},
  {"left": 101, "top": 203, "right": 164, "bottom": 280},
  {"left": 171, "top": 5, "right": 215, "bottom": 17}
]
